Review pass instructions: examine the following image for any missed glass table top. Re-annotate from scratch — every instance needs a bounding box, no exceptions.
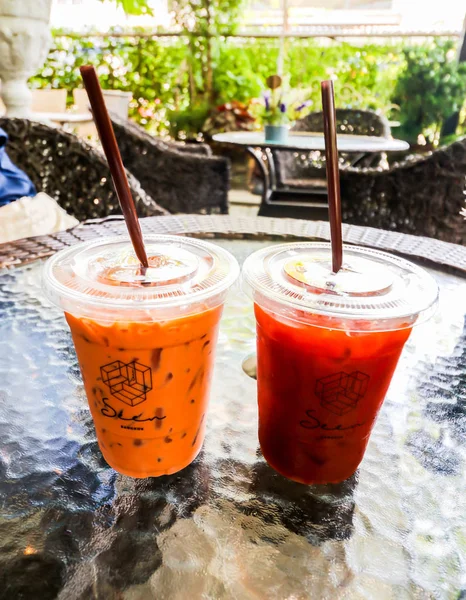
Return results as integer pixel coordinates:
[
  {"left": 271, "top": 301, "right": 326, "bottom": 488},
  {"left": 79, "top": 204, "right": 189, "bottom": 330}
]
[
  {"left": 0, "top": 239, "right": 465, "bottom": 599},
  {"left": 212, "top": 131, "right": 410, "bottom": 152}
]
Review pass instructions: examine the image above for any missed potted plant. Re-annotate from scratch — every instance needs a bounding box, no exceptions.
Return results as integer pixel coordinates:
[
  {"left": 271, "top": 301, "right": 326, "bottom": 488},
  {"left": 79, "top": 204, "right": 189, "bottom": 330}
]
[
  {"left": 202, "top": 100, "right": 257, "bottom": 138},
  {"left": 260, "top": 75, "right": 288, "bottom": 143},
  {"left": 167, "top": 102, "right": 211, "bottom": 142},
  {"left": 259, "top": 75, "right": 313, "bottom": 143}
]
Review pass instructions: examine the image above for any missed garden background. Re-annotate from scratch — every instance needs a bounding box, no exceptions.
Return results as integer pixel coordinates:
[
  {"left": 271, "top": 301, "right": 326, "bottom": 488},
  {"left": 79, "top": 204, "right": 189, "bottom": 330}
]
[{"left": 31, "top": 30, "right": 466, "bottom": 147}]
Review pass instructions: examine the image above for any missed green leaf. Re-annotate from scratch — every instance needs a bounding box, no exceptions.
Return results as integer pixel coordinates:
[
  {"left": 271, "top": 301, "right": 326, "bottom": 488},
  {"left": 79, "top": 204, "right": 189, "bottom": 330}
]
[{"left": 100, "top": 0, "right": 154, "bottom": 16}]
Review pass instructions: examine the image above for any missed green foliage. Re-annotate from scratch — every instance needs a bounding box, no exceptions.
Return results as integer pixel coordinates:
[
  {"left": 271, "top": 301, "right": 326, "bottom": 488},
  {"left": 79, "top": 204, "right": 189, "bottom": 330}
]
[
  {"left": 30, "top": 33, "right": 191, "bottom": 133},
  {"left": 167, "top": 102, "right": 211, "bottom": 139},
  {"left": 169, "top": 0, "right": 245, "bottom": 106},
  {"left": 170, "top": 0, "right": 243, "bottom": 35},
  {"left": 212, "top": 42, "right": 265, "bottom": 103},
  {"left": 102, "top": 0, "right": 153, "bottom": 16},
  {"left": 285, "top": 40, "right": 403, "bottom": 113},
  {"left": 392, "top": 40, "right": 466, "bottom": 144},
  {"left": 30, "top": 31, "right": 464, "bottom": 141}
]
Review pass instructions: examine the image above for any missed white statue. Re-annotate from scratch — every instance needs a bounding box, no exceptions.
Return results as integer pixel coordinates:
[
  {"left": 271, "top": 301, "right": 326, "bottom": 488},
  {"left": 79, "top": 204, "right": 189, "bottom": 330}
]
[{"left": 0, "top": 0, "right": 52, "bottom": 117}]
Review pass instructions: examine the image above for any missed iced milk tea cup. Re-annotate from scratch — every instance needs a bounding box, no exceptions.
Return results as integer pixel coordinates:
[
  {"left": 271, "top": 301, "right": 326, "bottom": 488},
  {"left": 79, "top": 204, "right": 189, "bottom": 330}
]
[
  {"left": 43, "top": 235, "right": 239, "bottom": 478},
  {"left": 242, "top": 243, "right": 438, "bottom": 485}
]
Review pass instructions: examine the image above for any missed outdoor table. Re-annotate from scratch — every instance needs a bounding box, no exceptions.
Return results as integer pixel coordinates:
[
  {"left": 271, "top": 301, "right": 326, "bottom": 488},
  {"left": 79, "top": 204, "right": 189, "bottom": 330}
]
[
  {"left": 0, "top": 215, "right": 465, "bottom": 599},
  {"left": 212, "top": 131, "right": 409, "bottom": 153},
  {"left": 213, "top": 132, "right": 410, "bottom": 219},
  {"left": 31, "top": 111, "right": 94, "bottom": 127}
]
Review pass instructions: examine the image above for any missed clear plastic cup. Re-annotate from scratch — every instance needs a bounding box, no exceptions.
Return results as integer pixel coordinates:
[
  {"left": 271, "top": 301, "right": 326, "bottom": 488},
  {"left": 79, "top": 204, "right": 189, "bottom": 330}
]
[
  {"left": 43, "top": 235, "right": 239, "bottom": 478},
  {"left": 242, "top": 243, "right": 438, "bottom": 485}
]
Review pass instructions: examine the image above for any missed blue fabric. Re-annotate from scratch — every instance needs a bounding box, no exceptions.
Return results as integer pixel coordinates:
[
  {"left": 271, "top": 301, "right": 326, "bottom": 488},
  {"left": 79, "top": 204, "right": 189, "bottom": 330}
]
[{"left": 0, "top": 127, "right": 36, "bottom": 207}]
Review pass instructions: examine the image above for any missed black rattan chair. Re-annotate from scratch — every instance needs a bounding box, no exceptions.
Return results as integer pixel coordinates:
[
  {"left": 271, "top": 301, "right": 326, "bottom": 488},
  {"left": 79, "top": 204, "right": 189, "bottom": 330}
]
[
  {"left": 292, "top": 109, "right": 391, "bottom": 136},
  {"left": 272, "top": 109, "right": 391, "bottom": 190},
  {"left": 340, "top": 137, "right": 466, "bottom": 245},
  {"left": 0, "top": 118, "right": 167, "bottom": 222},
  {"left": 110, "top": 115, "right": 230, "bottom": 214}
]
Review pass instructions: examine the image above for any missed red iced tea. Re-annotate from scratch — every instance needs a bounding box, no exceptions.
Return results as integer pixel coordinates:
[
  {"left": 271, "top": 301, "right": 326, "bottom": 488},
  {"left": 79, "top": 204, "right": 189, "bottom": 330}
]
[
  {"left": 242, "top": 243, "right": 438, "bottom": 485},
  {"left": 255, "top": 304, "right": 412, "bottom": 484}
]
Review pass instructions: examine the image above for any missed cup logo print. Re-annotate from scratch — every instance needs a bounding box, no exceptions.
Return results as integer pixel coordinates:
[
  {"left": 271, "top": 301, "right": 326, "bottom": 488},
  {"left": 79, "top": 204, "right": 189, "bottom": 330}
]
[
  {"left": 101, "top": 360, "right": 153, "bottom": 406},
  {"left": 315, "top": 371, "right": 369, "bottom": 416}
]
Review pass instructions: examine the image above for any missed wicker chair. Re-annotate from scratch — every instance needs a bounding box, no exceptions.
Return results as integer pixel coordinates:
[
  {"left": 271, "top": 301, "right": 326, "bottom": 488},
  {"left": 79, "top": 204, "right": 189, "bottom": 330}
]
[
  {"left": 0, "top": 118, "right": 167, "bottom": 222},
  {"left": 272, "top": 109, "right": 391, "bottom": 189},
  {"left": 292, "top": 109, "right": 391, "bottom": 137},
  {"left": 340, "top": 137, "right": 466, "bottom": 245},
  {"left": 110, "top": 115, "right": 230, "bottom": 214}
]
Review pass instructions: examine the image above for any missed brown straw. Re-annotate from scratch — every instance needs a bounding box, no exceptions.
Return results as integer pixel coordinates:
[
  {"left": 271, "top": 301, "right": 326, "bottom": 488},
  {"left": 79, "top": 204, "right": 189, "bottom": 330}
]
[
  {"left": 321, "top": 80, "right": 343, "bottom": 274},
  {"left": 80, "top": 66, "right": 149, "bottom": 268}
]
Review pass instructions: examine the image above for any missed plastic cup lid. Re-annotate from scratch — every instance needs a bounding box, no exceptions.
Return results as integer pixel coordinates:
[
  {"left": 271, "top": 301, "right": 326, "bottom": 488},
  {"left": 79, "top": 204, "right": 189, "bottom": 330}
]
[
  {"left": 43, "top": 235, "right": 239, "bottom": 319},
  {"left": 242, "top": 243, "right": 438, "bottom": 325}
]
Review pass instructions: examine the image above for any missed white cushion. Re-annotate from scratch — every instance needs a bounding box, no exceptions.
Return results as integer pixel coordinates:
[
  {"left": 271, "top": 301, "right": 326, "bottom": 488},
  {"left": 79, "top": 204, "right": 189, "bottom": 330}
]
[{"left": 0, "top": 193, "right": 79, "bottom": 244}]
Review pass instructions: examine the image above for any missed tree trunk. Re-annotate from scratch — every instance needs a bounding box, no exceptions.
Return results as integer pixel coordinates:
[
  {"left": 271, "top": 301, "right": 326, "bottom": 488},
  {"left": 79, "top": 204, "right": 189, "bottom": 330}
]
[
  {"left": 205, "top": 0, "right": 214, "bottom": 102},
  {"left": 206, "top": 34, "right": 213, "bottom": 102},
  {"left": 277, "top": 0, "right": 289, "bottom": 76},
  {"left": 188, "top": 35, "right": 196, "bottom": 105},
  {"left": 457, "top": 13, "right": 466, "bottom": 62},
  {"left": 442, "top": 12, "right": 465, "bottom": 138}
]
